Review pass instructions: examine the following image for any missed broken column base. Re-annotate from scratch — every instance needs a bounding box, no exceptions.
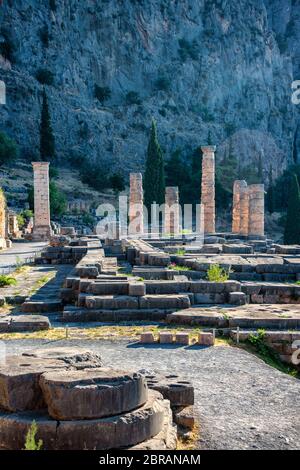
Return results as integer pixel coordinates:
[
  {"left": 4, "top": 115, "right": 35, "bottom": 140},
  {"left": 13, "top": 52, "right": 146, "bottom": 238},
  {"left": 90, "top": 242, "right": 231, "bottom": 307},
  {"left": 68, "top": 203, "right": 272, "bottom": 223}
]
[{"left": 31, "top": 225, "right": 53, "bottom": 241}]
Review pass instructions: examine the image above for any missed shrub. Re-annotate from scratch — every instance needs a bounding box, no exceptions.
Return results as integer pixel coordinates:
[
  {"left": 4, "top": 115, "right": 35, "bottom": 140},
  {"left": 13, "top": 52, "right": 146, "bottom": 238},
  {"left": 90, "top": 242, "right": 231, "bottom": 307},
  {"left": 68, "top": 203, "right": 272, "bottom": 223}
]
[
  {"left": 178, "top": 38, "right": 198, "bottom": 61},
  {"left": 207, "top": 264, "right": 230, "bottom": 282},
  {"left": 16, "top": 213, "right": 25, "bottom": 228},
  {"left": 79, "top": 161, "right": 110, "bottom": 191},
  {"left": 94, "top": 85, "right": 111, "bottom": 104},
  {"left": 82, "top": 213, "right": 95, "bottom": 228},
  {"left": 0, "top": 131, "right": 19, "bottom": 166},
  {"left": 49, "top": 181, "right": 67, "bottom": 217},
  {"left": 155, "top": 76, "right": 171, "bottom": 91},
  {"left": 24, "top": 421, "right": 43, "bottom": 451},
  {"left": 125, "top": 91, "right": 141, "bottom": 105},
  {"left": 109, "top": 173, "right": 125, "bottom": 194},
  {"left": 35, "top": 68, "right": 55, "bottom": 86},
  {"left": 39, "top": 25, "right": 50, "bottom": 47},
  {"left": 0, "top": 275, "right": 17, "bottom": 287},
  {"left": 49, "top": 0, "right": 57, "bottom": 11},
  {"left": 0, "top": 28, "right": 16, "bottom": 62}
]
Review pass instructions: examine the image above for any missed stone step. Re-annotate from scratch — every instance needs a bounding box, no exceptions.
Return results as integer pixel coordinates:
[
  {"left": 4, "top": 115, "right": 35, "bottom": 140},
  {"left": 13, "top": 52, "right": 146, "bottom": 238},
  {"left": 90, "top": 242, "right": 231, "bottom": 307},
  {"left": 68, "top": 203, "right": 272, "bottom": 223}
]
[
  {"left": 166, "top": 305, "right": 300, "bottom": 329},
  {"left": 21, "top": 300, "right": 63, "bottom": 313},
  {"left": 80, "top": 294, "right": 191, "bottom": 311},
  {"left": 0, "top": 315, "right": 50, "bottom": 333},
  {"left": 62, "top": 307, "right": 172, "bottom": 322}
]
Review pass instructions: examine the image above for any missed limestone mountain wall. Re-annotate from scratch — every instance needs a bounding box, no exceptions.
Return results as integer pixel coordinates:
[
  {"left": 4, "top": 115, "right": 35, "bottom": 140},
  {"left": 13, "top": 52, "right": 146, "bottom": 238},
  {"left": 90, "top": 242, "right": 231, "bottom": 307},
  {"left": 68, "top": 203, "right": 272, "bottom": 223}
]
[{"left": 0, "top": 0, "right": 299, "bottom": 187}]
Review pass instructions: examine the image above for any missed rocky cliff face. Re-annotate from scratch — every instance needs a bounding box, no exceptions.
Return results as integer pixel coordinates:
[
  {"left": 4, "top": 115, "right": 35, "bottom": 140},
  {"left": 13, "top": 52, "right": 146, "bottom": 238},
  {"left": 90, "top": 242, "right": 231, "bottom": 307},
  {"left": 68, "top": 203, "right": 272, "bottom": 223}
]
[{"left": 0, "top": 0, "right": 299, "bottom": 188}]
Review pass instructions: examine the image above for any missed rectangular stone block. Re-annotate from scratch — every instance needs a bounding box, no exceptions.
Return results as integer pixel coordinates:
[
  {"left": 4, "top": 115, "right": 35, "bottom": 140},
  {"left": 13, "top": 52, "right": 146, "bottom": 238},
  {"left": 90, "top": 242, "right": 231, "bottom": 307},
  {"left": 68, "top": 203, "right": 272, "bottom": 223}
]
[
  {"left": 129, "top": 282, "right": 146, "bottom": 297},
  {"left": 140, "top": 332, "right": 155, "bottom": 343},
  {"left": 159, "top": 332, "right": 174, "bottom": 343},
  {"left": 85, "top": 295, "right": 139, "bottom": 310},
  {"left": 229, "top": 292, "right": 247, "bottom": 305},
  {"left": 139, "top": 295, "right": 190, "bottom": 310},
  {"left": 198, "top": 332, "right": 215, "bottom": 346},
  {"left": 194, "top": 293, "right": 227, "bottom": 304},
  {"left": 175, "top": 332, "right": 190, "bottom": 345},
  {"left": 89, "top": 281, "right": 129, "bottom": 295}
]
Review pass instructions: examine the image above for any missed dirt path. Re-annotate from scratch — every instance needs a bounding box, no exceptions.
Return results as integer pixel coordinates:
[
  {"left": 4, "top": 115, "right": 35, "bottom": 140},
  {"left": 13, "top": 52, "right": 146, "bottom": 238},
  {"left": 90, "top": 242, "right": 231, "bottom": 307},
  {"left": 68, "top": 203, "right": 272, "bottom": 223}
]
[{"left": 3, "top": 338, "right": 299, "bottom": 450}]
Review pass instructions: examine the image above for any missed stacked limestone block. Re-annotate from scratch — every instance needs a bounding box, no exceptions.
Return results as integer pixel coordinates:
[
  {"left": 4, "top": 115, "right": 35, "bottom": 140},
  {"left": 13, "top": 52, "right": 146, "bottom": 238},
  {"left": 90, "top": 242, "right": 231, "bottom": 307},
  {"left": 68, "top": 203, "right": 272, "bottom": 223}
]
[
  {"left": 201, "top": 146, "right": 216, "bottom": 234},
  {"left": 164, "top": 187, "right": 180, "bottom": 236},
  {"left": 38, "top": 236, "right": 104, "bottom": 265},
  {"left": 31, "top": 162, "right": 52, "bottom": 241},
  {"left": 0, "top": 349, "right": 176, "bottom": 450},
  {"left": 128, "top": 173, "right": 144, "bottom": 236},
  {"left": 232, "top": 180, "right": 264, "bottom": 238}
]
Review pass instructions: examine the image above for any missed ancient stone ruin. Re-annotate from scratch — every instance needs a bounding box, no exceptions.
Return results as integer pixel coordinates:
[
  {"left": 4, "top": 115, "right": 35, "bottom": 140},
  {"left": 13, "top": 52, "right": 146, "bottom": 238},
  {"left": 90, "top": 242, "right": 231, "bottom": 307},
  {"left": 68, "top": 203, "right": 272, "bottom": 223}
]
[
  {"left": 232, "top": 180, "right": 265, "bottom": 238},
  {"left": 0, "top": 348, "right": 195, "bottom": 450},
  {"left": 128, "top": 172, "right": 144, "bottom": 236},
  {"left": 201, "top": 145, "right": 216, "bottom": 234},
  {"left": 31, "top": 162, "right": 52, "bottom": 241},
  {"left": 164, "top": 186, "right": 180, "bottom": 236}
]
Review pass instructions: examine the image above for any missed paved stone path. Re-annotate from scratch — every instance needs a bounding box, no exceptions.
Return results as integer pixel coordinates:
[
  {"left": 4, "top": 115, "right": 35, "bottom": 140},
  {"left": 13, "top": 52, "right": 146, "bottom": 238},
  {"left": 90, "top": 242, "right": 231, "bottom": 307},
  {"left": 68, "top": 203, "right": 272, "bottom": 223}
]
[
  {"left": 4, "top": 339, "right": 300, "bottom": 450},
  {"left": 0, "top": 242, "right": 46, "bottom": 272},
  {"left": 0, "top": 264, "right": 73, "bottom": 316}
]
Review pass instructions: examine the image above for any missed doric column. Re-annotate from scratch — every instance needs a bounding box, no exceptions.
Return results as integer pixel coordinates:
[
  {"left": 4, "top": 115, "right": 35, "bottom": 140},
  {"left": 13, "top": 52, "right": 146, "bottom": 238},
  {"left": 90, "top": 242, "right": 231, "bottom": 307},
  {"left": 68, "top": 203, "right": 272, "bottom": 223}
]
[
  {"left": 232, "top": 180, "right": 247, "bottom": 233},
  {"left": 32, "top": 162, "right": 52, "bottom": 240},
  {"left": 128, "top": 173, "right": 144, "bottom": 235},
  {"left": 239, "top": 184, "right": 249, "bottom": 236},
  {"left": 165, "top": 186, "right": 180, "bottom": 235},
  {"left": 248, "top": 184, "right": 265, "bottom": 237},
  {"left": 201, "top": 146, "right": 216, "bottom": 233}
]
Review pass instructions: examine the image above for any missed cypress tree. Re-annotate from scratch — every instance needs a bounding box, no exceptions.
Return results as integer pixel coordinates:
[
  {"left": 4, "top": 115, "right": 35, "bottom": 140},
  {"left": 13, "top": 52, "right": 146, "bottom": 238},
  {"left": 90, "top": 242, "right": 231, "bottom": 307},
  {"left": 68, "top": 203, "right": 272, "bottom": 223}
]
[
  {"left": 284, "top": 173, "right": 300, "bottom": 244},
  {"left": 144, "top": 119, "right": 165, "bottom": 208},
  {"left": 40, "top": 89, "right": 55, "bottom": 161}
]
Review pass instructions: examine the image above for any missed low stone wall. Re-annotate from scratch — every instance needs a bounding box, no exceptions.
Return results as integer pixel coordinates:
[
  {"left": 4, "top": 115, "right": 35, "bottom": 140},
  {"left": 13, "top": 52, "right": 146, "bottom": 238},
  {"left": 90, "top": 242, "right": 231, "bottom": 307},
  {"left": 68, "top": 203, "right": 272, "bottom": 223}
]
[
  {"left": 230, "top": 330, "right": 300, "bottom": 368},
  {"left": 241, "top": 283, "right": 300, "bottom": 304},
  {"left": 37, "top": 236, "right": 103, "bottom": 265}
]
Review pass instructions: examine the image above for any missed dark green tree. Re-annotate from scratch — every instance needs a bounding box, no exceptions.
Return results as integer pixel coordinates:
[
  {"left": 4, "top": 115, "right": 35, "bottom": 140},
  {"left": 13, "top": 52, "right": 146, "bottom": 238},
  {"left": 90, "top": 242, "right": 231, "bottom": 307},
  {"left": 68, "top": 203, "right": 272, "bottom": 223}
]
[
  {"left": 40, "top": 89, "right": 55, "bottom": 161},
  {"left": 0, "top": 131, "right": 18, "bottom": 166},
  {"left": 144, "top": 120, "right": 165, "bottom": 208},
  {"left": 109, "top": 173, "right": 125, "bottom": 195},
  {"left": 284, "top": 173, "right": 300, "bottom": 244},
  {"left": 94, "top": 85, "right": 111, "bottom": 104},
  {"left": 266, "top": 166, "right": 275, "bottom": 213}
]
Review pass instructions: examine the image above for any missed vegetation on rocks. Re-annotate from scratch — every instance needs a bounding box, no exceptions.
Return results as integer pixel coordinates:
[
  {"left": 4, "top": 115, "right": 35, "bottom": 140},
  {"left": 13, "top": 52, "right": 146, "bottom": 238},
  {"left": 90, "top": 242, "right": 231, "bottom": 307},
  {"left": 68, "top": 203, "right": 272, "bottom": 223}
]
[
  {"left": 0, "top": 275, "right": 17, "bottom": 287},
  {"left": 0, "top": 131, "right": 19, "bottom": 166},
  {"left": 207, "top": 264, "right": 230, "bottom": 282},
  {"left": 24, "top": 421, "right": 43, "bottom": 451}
]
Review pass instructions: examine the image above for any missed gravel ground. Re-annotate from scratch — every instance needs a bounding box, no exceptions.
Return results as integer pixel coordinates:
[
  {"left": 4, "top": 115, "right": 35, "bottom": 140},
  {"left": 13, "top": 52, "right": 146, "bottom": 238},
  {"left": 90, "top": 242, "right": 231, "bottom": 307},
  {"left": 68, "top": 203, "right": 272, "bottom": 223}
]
[{"left": 2, "top": 339, "right": 300, "bottom": 450}]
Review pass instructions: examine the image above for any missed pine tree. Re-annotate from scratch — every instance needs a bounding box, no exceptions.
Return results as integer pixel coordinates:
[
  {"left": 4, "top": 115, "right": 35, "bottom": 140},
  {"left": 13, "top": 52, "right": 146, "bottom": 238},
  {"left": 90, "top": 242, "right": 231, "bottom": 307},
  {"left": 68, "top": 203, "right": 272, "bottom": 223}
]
[
  {"left": 40, "top": 89, "right": 55, "bottom": 161},
  {"left": 144, "top": 119, "right": 165, "bottom": 208},
  {"left": 284, "top": 173, "right": 300, "bottom": 244}
]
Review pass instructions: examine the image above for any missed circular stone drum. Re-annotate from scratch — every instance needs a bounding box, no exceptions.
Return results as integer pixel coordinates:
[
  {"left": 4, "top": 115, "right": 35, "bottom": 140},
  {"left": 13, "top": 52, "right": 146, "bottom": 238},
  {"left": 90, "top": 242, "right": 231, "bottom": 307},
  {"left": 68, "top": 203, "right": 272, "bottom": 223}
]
[{"left": 39, "top": 368, "right": 148, "bottom": 420}]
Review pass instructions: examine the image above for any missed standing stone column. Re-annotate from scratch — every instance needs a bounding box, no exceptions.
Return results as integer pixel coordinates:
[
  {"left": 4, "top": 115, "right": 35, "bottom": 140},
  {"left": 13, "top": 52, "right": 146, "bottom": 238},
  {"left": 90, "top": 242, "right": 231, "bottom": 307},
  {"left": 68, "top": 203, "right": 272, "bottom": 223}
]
[
  {"left": 0, "top": 80, "right": 6, "bottom": 105},
  {"left": 32, "top": 162, "right": 52, "bottom": 241},
  {"left": 239, "top": 184, "right": 249, "bottom": 236},
  {"left": 128, "top": 173, "right": 144, "bottom": 235},
  {"left": 201, "top": 146, "right": 216, "bottom": 234},
  {"left": 165, "top": 186, "right": 180, "bottom": 235},
  {"left": 248, "top": 184, "right": 265, "bottom": 238},
  {"left": 232, "top": 180, "right": 247, "bottom": 233}
]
